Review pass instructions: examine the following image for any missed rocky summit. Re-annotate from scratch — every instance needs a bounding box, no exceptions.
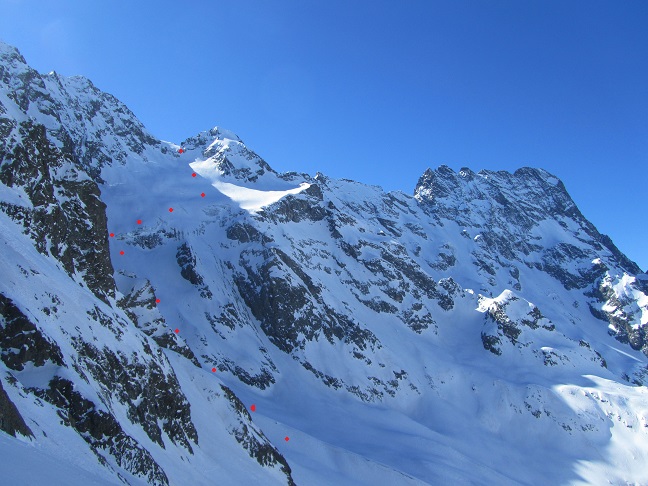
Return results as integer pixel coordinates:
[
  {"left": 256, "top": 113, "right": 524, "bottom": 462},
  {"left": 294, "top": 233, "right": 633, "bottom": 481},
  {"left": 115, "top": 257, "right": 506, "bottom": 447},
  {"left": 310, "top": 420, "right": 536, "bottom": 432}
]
[{"left": 1, "top": 40, "right": 647, "bottom": 485}]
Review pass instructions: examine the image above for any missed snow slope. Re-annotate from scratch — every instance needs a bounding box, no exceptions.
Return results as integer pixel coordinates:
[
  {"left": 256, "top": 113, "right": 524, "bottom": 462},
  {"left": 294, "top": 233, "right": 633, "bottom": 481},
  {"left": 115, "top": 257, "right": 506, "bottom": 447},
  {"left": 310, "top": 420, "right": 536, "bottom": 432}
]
[{"left": 1, "top": 39, "right": 648, "bottom": 485}]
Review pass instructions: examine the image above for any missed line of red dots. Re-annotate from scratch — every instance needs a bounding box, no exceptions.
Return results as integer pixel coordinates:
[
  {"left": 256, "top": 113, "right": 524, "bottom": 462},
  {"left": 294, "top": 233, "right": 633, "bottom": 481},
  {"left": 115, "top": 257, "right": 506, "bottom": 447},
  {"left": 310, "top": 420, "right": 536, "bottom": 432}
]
[
  {"left": 109, "top": 161, "right": 200, "bottom": 335},
  {"left": 109, "top": 149, "right": 291, "bottom": 443}
]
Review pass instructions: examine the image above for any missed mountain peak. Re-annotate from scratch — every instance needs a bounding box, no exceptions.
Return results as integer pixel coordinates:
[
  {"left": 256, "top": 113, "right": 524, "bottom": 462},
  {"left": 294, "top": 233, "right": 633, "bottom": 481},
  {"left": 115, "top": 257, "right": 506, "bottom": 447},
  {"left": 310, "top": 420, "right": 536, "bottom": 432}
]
[
  {"left": 0, "top": 39, "right": 24, "bottom": 62},
  {"left": 181, "top": 126, "right": 278, "bottom": 185},
  {"left": 181, "top": 126, "right": 311, "bottom": 211},
  {"left": 415, "top": 165, "right": 566, "bottom": 201},
  {"left": 413, "top": 165, "right": 460, "bottom": 201},
  {"left": 210, "top": 126, "right": 242, "bottom": 142},
  {"left": 181, "top": 127, "right": 242, "bottom": 150},
  {"left": 0, "top": 40, "right": 160, "bottom": 179},
  {"left": 2, "top": 39, "right": 648, "bottom": 486}
]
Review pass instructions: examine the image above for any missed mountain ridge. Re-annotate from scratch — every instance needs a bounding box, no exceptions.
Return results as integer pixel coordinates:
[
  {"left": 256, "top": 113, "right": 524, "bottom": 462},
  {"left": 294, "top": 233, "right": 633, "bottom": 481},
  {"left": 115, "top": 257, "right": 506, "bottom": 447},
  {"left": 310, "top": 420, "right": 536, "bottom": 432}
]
[{"left": 1, "top": 40, "right": 648, "bottom": 485}]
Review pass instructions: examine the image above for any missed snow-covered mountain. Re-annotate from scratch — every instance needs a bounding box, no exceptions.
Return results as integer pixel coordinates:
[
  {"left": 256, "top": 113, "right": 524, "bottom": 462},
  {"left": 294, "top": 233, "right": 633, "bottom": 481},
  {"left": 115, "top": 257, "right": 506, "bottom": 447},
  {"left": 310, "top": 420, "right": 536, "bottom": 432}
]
[{"left": 1, "top": 40, "right": 647, "bottom": 485}]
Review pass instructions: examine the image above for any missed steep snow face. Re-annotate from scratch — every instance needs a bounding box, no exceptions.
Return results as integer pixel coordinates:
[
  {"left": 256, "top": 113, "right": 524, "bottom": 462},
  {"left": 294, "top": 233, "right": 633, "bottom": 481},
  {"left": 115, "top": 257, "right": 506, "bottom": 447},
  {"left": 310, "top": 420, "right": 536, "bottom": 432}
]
[
  {"left": 2, "top": 40, "right": 648, "bottom": 486},
  {"left": 0, "top": 42, "right": 296, "bottom": 486}
]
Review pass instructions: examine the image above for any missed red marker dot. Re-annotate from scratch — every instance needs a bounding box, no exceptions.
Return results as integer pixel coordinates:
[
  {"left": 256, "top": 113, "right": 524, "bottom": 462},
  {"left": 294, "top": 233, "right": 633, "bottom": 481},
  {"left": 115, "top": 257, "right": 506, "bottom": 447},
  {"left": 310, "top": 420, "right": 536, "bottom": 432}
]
[
  {"left": 109, "top": 232, "right": 115, "bottom": 238},
  {"left": 178, "top": 148, "right": 184, "bottom": 154},
  {"left": 174, "top": 328, "right": 179, "bottom": 334},
  {"left": 211, "top": 367, "right": 217, "bottom": 373},
  {"left": 250, "top": 404, "right": 256, "bottom": 412},
  {"left": 200, "top": 192, "right": 205, "bottom": 198},
  {"left": 284, "top": 437, "right": 290, "bottom": 442},
  {"left": 169, "top": 207, "right": 174, "bottom": 213},
  {"left": 137, "top": 219, "right": 142, "bottom": 225},
  {"left": 155, "top": 298, "right": 160, "bottom": 304},
  {"left": 119, "top": 250, "right": 125, "bottom": 255},
  {"left": 191, "top": 173, "right": 197, "bottom": 178}
]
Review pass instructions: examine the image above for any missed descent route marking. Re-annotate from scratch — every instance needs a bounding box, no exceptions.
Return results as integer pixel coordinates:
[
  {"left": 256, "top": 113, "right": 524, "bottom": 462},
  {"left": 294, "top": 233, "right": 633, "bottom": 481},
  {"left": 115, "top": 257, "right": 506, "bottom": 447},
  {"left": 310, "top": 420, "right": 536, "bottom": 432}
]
[{"left": 109, "top": 147, "right": 294, "bottom": 445}]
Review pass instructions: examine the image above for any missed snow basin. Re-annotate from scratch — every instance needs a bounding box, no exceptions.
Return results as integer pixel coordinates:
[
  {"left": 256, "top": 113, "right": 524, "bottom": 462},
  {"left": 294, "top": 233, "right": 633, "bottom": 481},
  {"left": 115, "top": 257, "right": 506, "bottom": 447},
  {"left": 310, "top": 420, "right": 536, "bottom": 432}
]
[
  {"left": 189, "top": 158, "right": 311, "bottom": 212},
  {"left": 212, "top": 180, "right": 311, "bottom": 212}
]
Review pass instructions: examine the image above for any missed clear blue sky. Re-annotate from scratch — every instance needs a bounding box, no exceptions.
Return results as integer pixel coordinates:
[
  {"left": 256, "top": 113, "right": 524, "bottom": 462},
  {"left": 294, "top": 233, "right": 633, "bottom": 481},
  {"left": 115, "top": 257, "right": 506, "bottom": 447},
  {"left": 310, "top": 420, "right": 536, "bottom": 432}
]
[{"left": 1, "top": 0, "right": 646, "bottom": 270}]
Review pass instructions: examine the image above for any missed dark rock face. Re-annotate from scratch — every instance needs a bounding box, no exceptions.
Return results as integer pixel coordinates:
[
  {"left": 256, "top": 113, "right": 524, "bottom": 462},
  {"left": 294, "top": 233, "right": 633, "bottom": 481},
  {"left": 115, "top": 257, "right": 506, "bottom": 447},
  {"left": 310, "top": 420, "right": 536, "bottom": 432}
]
[
  {"left": 0, "top": 380, "right": 33, "bottom": 438},
  {"left": 176, "top": 242, "right": 212, "bottom": 299},
  {"left": 117, "top": 279, "right": 205, "bottom": 366},
  {"left": 218, "top": 357, "right": 277, "bottom": 390},
  {"left": 480, "top": 294, "right": 555, "bottom": 355},
  {"left": 34, "top": 376, "right": 169, "bottom": 485},
  {"left": 226, "top": 222, "right": 265, "bottom": 243},
  {"left": 0, "top": 121, "right": 116, "bottom": 304},
  {"left": 177, "top": 243, "right": 204, "bottom": 286},
  {"left": 588, "top": 275, "right": 648, "bottom": 356},
  {"left": 263, "top": 185, "right": 328, "bottom": 224},
  {"left": 73, "top": 339, "right": 199, "bottom": 453},
  {"left": 220, "top": 384, "right": 296, "bottom": 486},
  {"left": 235, "top": 246, "right": 379, "bottom": 355},
  {"left": 0, "top": 293, "right": 64, "bottom": 371},
  {"left": 541, "top": 243, "right": 608, "bottom": 290},
  {"left": 481, "top": 333, "right": 503, "bottom": 356}
]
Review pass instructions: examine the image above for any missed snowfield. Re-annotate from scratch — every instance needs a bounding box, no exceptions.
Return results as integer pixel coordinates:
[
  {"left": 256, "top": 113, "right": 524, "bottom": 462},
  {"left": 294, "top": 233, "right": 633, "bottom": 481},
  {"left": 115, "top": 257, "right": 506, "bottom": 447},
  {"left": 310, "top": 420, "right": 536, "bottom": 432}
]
[
  {"left": 191, "top": 156, "right": 310, "bottom": 212},
  {"left": 1, "top": 39, "right": 648, "bottom": 485}
]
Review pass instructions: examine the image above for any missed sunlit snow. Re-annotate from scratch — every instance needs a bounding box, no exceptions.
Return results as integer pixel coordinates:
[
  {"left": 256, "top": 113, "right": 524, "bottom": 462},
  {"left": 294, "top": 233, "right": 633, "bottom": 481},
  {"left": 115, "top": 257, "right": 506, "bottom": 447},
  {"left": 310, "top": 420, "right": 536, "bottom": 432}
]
[
  {"left": 190, "top": 155, "right": 310, "bottom": 212},
  {"left": 211, "top": 180, "right": 310, "bottom": 212}
]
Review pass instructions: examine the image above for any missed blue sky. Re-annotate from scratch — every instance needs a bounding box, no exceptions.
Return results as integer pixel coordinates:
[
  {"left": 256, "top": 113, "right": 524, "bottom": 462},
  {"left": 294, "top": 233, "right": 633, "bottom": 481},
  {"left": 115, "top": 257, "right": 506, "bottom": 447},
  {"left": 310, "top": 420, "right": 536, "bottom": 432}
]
[{"left": 1, "top": 0, "right": 646, "bottom": 270}]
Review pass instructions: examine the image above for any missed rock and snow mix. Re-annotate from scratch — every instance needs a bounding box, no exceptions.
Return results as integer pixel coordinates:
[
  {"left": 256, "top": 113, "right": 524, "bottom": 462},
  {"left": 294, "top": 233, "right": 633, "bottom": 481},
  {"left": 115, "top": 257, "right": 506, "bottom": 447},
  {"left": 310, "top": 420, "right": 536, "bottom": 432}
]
[{"left": 1, "top": 40, "right": 648, "bottom": 485}]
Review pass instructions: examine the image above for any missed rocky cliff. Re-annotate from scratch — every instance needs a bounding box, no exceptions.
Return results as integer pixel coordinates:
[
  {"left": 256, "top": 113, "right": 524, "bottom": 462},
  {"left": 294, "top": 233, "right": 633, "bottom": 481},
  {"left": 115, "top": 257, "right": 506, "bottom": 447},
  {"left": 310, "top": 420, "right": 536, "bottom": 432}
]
[{"left": 1, "top": 40, "right": 647, "bottom": 485}]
